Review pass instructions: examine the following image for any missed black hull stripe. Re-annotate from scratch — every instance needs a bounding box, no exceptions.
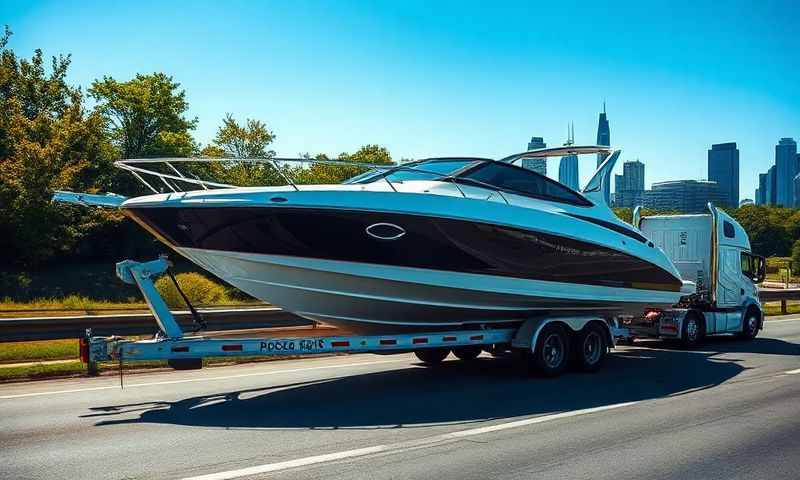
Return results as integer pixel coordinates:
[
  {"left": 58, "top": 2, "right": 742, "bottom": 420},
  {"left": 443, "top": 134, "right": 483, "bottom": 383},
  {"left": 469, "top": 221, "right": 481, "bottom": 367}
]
[{"left": 124, "top": 206, "right": 682, "bottom": 292}]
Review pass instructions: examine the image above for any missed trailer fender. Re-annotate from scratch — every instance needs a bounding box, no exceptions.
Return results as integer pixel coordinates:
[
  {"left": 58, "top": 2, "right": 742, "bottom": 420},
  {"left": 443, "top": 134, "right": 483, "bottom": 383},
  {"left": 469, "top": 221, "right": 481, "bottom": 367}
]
[{"left": 511, "top": 316, "right": 612, "bottom": 352}]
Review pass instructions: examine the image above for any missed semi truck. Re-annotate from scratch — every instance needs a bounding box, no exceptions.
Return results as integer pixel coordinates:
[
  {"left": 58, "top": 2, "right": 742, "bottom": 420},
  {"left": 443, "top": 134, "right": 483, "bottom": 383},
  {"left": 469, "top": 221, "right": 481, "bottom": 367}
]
[{"left": 622, "top": 203, "right": 766, "bottom": 347}]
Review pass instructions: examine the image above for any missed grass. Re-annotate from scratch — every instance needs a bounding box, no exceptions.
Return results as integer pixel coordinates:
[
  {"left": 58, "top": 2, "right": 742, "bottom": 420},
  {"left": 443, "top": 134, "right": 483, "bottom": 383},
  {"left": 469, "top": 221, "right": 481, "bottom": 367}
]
[
  {"left": 0, "top": 294, "right": 262, "bottom": 318},
  {"left": 0, "top": 295, "right": 149, "bottom": 317},
  {"left": 0, "top": 339, "right": 79, "bottom": 363},
  {"left": 0, "top": 361, "right": 87, "bottom": 380}
]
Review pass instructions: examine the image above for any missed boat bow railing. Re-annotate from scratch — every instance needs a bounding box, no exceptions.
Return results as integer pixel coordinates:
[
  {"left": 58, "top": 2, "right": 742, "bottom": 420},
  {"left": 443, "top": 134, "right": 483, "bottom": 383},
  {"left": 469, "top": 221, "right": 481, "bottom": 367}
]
[{"left": 114, "top": 157, "right": 506, "bottom": 202}]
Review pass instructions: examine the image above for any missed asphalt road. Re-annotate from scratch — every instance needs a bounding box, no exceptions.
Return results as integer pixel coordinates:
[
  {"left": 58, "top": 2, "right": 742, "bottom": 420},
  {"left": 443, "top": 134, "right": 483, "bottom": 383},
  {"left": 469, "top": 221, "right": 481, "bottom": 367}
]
[{"left": 2, "top": 318, "right": 800, "bottom": 480}]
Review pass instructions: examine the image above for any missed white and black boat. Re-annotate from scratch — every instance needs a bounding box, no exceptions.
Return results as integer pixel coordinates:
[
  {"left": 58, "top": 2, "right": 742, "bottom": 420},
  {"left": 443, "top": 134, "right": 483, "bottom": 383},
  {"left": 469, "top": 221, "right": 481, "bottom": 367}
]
[{"left": 55, "top": 146, "right": 687, "bottom": 332}]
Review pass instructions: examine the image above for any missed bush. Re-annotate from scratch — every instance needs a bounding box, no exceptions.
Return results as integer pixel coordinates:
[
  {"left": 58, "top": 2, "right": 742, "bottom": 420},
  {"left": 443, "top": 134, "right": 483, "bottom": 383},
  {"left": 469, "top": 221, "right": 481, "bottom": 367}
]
[
  {"left": 154, "top": 272, "right": 230, "bottom": 308},
  {"left": 792, "top": 241, "right": 800, "bottom": 273}
]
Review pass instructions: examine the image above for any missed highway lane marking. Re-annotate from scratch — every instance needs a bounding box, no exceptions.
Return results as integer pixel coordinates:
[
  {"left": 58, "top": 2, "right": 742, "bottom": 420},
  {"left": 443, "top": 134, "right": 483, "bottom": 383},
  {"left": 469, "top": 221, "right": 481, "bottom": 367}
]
[
  {"left": 181, "top": 401, "right": 637, "bottom": 480},
  {"left": 0, "top": 358, "right": 411, "bottom": 400},
  {"left": 766, "top": 317, "right": 800, "bottom": 324}
]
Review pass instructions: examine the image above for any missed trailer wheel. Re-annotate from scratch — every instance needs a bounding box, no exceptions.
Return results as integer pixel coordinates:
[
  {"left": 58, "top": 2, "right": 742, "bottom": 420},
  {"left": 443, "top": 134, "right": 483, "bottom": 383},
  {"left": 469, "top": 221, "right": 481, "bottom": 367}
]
[
  {"left": 530, "top": 324, "right": 570, "bottom": 377},
  {"left": 414, "top": 348, "right": 450, "bottom": 365},
  {"left": 573, "top": 323, "right": 608, "bottom": 372},
  {"left": 680, "top": 313, "right": 704, "bottom": 349},
  {"left": 740, "top": 310, "right": 760, "bottom": 340},
  {"left": 453, "top": 345, "right": 482, "bottom": 361}
]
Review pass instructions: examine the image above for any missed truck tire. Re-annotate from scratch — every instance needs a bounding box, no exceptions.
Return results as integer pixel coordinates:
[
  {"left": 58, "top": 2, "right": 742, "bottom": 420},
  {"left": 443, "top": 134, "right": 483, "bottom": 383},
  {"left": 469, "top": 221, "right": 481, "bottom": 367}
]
[
  {"left": 453, "top": 345, "right": 482, "bottom": 361},
  {"left": 573, "top": 323, "right": 608, "bottom": 372},
  {"left": 680, "top": 313, "right": 704, "bottom": 349},
  {"left": 530, "top": 323, "right": 570, "bottom": 377},
  {"left": 414, "top": 348, "right": 450, "bottom": 365},
  {"left": 740, "top": 310, "right": 760, "bottom": 340}
]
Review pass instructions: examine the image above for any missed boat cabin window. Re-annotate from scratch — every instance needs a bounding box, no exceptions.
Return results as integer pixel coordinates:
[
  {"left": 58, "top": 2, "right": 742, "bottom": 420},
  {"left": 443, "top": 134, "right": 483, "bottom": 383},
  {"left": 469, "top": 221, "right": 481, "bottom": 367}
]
[{"left": 457, "top": 162, "right": 592, "bottom": 206}]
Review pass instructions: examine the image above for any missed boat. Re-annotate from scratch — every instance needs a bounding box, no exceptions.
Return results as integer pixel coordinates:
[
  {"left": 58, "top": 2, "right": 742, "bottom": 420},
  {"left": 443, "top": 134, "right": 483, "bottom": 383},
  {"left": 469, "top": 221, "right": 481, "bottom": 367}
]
[{"left": 54, "top": 146, "right": 687, "bottom": 333}]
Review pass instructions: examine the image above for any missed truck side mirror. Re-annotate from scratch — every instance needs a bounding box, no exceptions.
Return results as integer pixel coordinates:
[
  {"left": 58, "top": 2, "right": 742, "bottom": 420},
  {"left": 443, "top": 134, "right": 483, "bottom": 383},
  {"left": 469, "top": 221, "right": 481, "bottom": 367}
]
[{"left": 754, "top": 255, "right": 766, "bottom": 284}]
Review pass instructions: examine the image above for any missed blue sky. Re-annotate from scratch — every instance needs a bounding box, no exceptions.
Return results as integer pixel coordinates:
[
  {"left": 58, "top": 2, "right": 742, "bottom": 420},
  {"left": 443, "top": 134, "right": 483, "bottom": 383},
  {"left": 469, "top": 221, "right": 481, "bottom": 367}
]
[{"left": 3, "top": 0, "right": 799, "bottom": 198}]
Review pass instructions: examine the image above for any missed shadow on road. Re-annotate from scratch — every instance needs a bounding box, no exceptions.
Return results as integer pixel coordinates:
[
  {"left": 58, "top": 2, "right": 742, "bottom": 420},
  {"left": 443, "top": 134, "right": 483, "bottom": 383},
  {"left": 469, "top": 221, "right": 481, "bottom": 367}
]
[{"left": 83, "top": 336, "right": 798, "bottom": 431}]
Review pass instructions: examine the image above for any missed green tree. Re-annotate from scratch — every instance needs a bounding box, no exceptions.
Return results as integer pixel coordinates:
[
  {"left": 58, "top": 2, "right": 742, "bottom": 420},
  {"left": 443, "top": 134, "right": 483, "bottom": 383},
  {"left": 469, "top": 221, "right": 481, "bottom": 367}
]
[
  {"left": 729, "top": 205, "right": 791, "bottom": 256},
  {"left": 0, "top": 27, "right": 136, "bottom": 266},
  {"left": 792, "top": 240, "right": 800, "bottom": 273},
  {"left": 297, "top": 145, "right": 394, "bottom": 185},
  {"left": 89, "top": 73, "right": 197, "bottom": 159},
  {"left": 201, "top": 114, "right": 287, "bottom": 187},
  {"left": 213, "top": 113, "right": 274, "bottom": 158}
]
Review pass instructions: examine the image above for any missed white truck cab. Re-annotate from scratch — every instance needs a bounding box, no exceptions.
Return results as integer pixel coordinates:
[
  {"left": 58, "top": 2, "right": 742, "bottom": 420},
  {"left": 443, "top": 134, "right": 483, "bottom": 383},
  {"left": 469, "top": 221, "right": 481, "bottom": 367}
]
[{"left": 625, "top": 203, "right": 766, "bottom": 346}]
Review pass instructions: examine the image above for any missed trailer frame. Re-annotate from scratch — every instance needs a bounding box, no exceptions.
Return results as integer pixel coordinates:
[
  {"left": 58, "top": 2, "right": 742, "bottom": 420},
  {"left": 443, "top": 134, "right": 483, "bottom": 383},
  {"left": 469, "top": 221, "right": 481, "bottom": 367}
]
[{"left": 82, "top": 257, "right": 629, "bottom": 376}]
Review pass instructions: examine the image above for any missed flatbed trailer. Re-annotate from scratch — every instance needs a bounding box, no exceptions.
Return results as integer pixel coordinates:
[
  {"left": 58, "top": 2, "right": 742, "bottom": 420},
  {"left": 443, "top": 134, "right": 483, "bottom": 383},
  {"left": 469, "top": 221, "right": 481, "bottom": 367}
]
[{"left": 81, "top": 257, "right": 629, "bottom": 377}]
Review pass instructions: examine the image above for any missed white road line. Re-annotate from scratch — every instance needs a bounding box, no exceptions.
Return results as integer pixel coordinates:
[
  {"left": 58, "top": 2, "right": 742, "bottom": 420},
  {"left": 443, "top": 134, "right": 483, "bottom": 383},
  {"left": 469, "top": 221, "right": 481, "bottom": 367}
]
[
  {"left": 0, "top": 358, "right": 410, "bottom": 400},
  {"left": 766, "top": 317, "right": 800, "bottom": 324},
  {"left": 784, "top": 368, "right": 800, "bottom": 375},
  {"left": 182, "top": 401, "right": 637, "bottom": 480}
]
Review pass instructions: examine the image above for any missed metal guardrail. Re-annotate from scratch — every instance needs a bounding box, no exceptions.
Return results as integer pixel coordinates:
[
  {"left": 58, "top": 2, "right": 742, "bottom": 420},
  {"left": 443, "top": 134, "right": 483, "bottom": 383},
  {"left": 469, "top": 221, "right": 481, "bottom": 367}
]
[
  {"left": 0, "top": 307, "right": 311, "bottom": 342},
  {"left": 758, "top": 288, "right": 800, "bottom": 314},
  {"left": 3, "top": 289, "right": 800, "bottom": 342}
]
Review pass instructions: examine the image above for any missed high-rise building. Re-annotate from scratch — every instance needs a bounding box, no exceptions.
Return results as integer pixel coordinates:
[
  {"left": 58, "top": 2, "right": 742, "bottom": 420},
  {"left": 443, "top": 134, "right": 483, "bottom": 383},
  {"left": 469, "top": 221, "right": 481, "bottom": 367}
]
[
  {"left": 522, "top": 136, "right": 547, "bottom": 175},
  {"left": 775, "top": 137, "right": 797, "bottom": 207},
  {"left": 557, "top": 124, "right": 579, "bottom": 190},
  {"left": 613, "top": 174, "right": 624, "bottom": 206},
  {"left": 766, "top": 165, "right": 777, "bottom": 205},
  {"left": 595, "top": 103, "right": 611, "bottom": 204},
  {"left": 615, "top": 160, "right": 646, "bottom": 208},
  {"left": 643, "top": 180, "right": 727, "bottom": 213},
  {"left": 794, "top": 173, "right": 800, "bottom": 211},
  {"left": 708, "top": 142, "right": 739, "bottom": 208},
  {"left": 757, "top": 173, "right": 767, "bottom": 205}
]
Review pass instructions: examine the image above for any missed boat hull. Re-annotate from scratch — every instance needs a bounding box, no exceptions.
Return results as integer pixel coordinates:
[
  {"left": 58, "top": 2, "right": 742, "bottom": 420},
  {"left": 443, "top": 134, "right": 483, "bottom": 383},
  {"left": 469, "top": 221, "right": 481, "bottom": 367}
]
[
  {"left": 177, "top": 248, "right": 681, "bottom": 333},
  {"left": 122, "top": 200, "right": 684, "bottom": 333}
]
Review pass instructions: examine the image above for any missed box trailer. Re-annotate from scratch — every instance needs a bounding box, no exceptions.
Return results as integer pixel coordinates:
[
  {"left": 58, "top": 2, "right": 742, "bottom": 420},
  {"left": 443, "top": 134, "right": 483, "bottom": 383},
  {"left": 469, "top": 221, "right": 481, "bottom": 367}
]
[{"left": 623, "top": 203, "right": 766, "bottom": 347}]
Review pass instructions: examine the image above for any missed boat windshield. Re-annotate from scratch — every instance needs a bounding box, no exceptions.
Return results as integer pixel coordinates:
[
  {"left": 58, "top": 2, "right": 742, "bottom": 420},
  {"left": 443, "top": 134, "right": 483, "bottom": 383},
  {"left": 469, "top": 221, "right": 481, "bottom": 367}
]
[
  {"left": 455, "top": 161, "right": 592, "bottom": 206},
  {"left": 348, "top": 158, "right": 481, "bottom": 184}
]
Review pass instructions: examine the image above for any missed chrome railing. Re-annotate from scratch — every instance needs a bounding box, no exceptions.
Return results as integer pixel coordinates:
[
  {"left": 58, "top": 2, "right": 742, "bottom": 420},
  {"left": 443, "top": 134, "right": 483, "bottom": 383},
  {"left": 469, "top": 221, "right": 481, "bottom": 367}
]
[{"left": 113, "top": 157, "right": 510, "bottom": 202}]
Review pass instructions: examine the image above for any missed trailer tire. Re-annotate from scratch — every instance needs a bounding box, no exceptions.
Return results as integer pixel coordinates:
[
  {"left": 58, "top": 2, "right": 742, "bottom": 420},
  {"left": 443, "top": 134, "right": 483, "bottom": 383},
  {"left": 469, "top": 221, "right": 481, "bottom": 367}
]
[
  {"left": 573, "top": 323, "right": 608, "bottom": 372},
  {"left": 414, "top": 348, "right": 450, "bottom": 365},
  {"left": 453, "top": 345, "right": 482, "bottom": 361},
  {"left": 680, "top": 313, "right": 704, "bottom": 349},
  {"left": 740, "top": 309, "right": 760, "bottom": 340},
  {"left": 530, "top": 323, "right": 570, "bottom": 377}
]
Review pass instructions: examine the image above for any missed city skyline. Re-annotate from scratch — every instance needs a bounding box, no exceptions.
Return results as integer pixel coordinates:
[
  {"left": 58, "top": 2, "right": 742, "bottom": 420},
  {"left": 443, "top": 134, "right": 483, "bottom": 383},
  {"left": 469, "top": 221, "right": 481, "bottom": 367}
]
[{"left": 3, "top": 1, "right": 797, "bottom": 197}]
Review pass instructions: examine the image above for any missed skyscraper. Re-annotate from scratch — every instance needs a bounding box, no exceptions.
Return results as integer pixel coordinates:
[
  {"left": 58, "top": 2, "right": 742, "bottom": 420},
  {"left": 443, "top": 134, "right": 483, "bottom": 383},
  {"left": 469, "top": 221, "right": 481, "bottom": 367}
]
[
  {"left": 522, "top": 136, "right": 546, "bottom": 175},
  {"left": 707, "top": 142, "right": 739, "bottom": 208},
  {"left": 757, "top": 173, "right": 767, "bottom": 205},
  {"left": 775, "top": 137, "right": 797, "bottom": 207},
  {"left": 766, "top": 165, "right": 777, "bottom": 205},
  {"left": 595, "top": 103, "right": 611, "bottom": 204},
  {"left": 643, "top": 180, "right": 726, "bottom": 213},
  {"left": 615, "top": 160, "right": 645, "bottom": 208},
  {"left": 558, "top": 124, "right": 579, "bottom": 190}
]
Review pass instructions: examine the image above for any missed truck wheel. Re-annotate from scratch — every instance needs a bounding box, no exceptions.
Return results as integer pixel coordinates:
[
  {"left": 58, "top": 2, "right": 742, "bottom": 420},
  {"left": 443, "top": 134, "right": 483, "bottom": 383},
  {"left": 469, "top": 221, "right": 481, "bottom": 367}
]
[
  {"left": 414, "top": 348, "right": 450, "bottom": 365},
  {"left": 740, "top": 311, "right": 760, "bottom": 340},
  {"left": 453, "top": 345, "right": 482, "bottom": 361},
  {"left": 573, "top": 323, "right": 608, "bottom": 372},
  {"left": 531, "top": 324, "right": 570, "bottom": 377},
  {"left": 680, "top": 314, "right": 704, "bottom": 349}
]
